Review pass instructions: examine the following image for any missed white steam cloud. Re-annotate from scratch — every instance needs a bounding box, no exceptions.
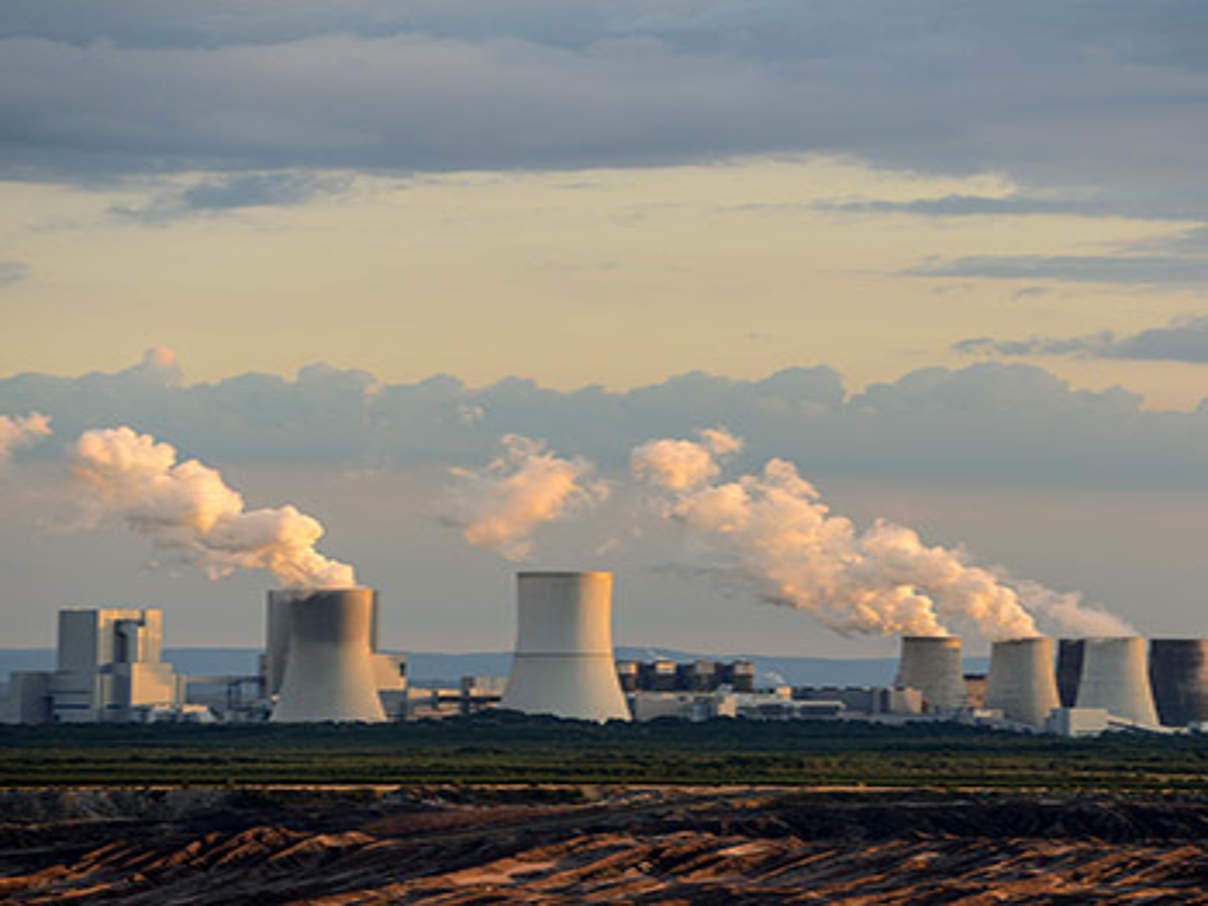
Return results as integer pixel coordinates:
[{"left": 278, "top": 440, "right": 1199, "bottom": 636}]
[
  {"left": 1015, "top": 581, "right": 1135, "bottom": 637},
  {"left": 0, "top": 412, "right": 52, "bottom": 463},
  {"left": 631, "top": 427, "right": 743, "bottom": 491},
  {"left": 71, "top": 426, "right": 355, "bottom": 589},
  {"left": 444, "top": 434, "right": 608, "bottom": 560},
  {"left": 632, "top": 431, "right": 1129, "bottom": 641}
]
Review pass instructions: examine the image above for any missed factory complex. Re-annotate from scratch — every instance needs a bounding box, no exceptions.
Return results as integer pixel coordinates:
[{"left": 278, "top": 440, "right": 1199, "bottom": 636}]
[{"left": 3, "top": 571, "right": 1207, "bottom": 737}]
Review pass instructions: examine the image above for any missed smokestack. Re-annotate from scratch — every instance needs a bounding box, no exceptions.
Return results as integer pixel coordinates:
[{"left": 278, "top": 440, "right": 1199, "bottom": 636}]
[
  {"left": 984, "top": 637, "right": 1060, "bottom": 727},
  {"left": 1056, "top": 638, "right": 1085, "bottom": 708},
  {"left": 1074, "top": 637, "right": 1158, "bottom": 727},
  {"left": 1148, "top": 639, "right": 1208, "bottom": 727},
  {"left": 270, "top": 588, "right": 386, "bottom": 723},
  {"left": 894, "top": 636, "right": 967, "bottom": 711},
  {"left": 501, "top": 571, "right": 630, "bottom": 722}
]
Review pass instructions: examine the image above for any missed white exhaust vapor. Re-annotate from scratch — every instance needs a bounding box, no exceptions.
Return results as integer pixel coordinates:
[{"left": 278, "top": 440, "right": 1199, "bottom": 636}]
[
  {"left": 0, "top": 412, "right": 52, "bottom": 464},
  {"left": 71, "top": 426, "right": 354, "bottom": 588},
  {"left": 443, "top": 433, "right": 608, "bottom": 559},
  {"left": 632, "top": 430, "right": 1128, "bottom": 641}
]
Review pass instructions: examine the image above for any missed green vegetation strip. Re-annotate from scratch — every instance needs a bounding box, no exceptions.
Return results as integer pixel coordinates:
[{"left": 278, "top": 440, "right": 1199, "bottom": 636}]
[{"left": 1, "top": 716, "right": 1206, "bottom": 790}]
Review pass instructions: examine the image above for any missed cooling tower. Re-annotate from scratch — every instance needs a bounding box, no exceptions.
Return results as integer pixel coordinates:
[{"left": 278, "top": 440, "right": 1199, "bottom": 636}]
[
  {"left": 1056, "top": 639, "right": 1085, "bottom": 708},
  {"left": 264, "top": 590, "right": 294, "bottom": 696},
  {"left": 1148, "top": 639, "right": 1208, "bottom": 727},
  {"left": 1074, "top": 637, "right": 1158, "bottom": 727},
  {"left": 894, "top": 636, "right": 967, "bottom": 711},
  {"left": 270, "top": 588, "right": 386, "bottom": 723},
  {"left": 984, "top": 637, "right": 1060, "bottom": 727},
  {"left": 501, "top": 571, "right": 631, "bottom": 722}
]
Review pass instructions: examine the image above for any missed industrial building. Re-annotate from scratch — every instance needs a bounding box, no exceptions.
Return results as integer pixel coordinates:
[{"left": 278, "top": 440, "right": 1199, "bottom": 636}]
[
  {"left": 3, "top": 572, "right": 1207, "bottom": 736},
  {"left": 616, "top": 658, "right": 756, "bottom": 693},
  {"left": 1, "top": 608, "right": 206, "bottom": 724}
]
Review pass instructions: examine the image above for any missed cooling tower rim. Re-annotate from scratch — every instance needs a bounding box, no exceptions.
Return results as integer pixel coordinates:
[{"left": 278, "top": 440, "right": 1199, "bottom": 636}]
[
  {"left": 271, "top": 585, "right": 375, "bottom": 593},
  {"left": 1149, "top": 637, "right": 1208, "bottom": 643},
  {"left": 1069, "top": 635, "right": 1146, "bottom": 643},
  {"left": 991, "top": 635, "right": 1049, "bottom": 646},
  {"left": 517, "top": 570, "right": 610, "bottom": 579},
  {"left": 900, "top": 635, "right": 961, "bottom": 643}
]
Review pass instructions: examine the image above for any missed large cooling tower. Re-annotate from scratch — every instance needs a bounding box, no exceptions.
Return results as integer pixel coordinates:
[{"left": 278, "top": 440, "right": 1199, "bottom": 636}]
[
  {"left": 1056, "top": 639, "right": 1085, "bottom": 708},
  {"left": 1074, "top": 637, "right": 1158, "bottom": 727},
  {"left": 1149, "top": 639, "right": 1208, "bottom": 727},
  {"left": 984, "top": 637, "right": 1060, "bottom": 727},
  {"left": 270, "top": 588, "right": 386, "bottom": 723},
  {"left": 264, "top": 590, "right": 294, "bottom": 696},
  {"left": 894, "top": 636, "right": 967, "bottom": 711},
  {"left": 501, "top": 571, "right": 631, "bottom": 722}
]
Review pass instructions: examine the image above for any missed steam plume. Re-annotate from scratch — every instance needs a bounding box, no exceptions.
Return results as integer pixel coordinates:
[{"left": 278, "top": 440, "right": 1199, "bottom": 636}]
[
  {"left": 631, "top": 427, "right": 743, "bottom": 491},
  {"left": 0, "top": 412, "right": 52, "bottom": 463},
  {"left": 444, "top": 434, "right": 608, "bottom": 559},
  {"left": 633, "top": 432, "right": 1040, "bottom": 640},
  {"left": 71, "top": 426, "right": 355, "bottom": 588},
  {"left": 1015, "top": 581, "right": 1136, "bottom": 637}
]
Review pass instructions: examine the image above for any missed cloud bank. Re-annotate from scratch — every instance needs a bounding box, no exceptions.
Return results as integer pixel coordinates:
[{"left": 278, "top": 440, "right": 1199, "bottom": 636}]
[
  {"left": 2, "top": 0, "right": 1207, "bottom": 219},
  {"left": 0, "top": 411, "right": 51, "bottom": 463},
  {"left": 955, "top": 316, "right": 1208, "bottom": 364},
  {"left": 10, "top": 349, "right": 1208, "bottom": 489}
]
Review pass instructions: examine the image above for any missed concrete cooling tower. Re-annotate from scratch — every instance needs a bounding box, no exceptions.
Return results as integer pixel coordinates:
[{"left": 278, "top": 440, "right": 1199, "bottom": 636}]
[
  {"left": 1074, "top": 637, "right": 1158, "bottom": 727},
  {"left": 1149, "top": 639, "right": 1208, "bottom": 727},
  {"left": 1055, "top": 639, "right": 1085, "bottom": 708},
  {"left": 984, "top": 637, "right": 1060, "bottom": 727},
  {"left": 894, "top": 636, "right": 967, "bottom": 711},
  {"left": 501, "top": 571, "right": 631, "bottom": 722},
  {"left": 270, "top": 588, "right": 386, "bottom": 723}
]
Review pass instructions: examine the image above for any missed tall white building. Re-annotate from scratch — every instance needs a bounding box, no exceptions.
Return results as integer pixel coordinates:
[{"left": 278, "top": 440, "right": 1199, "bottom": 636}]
[{"left": 3, "top": 608, "right": 182, "bottom": 724}]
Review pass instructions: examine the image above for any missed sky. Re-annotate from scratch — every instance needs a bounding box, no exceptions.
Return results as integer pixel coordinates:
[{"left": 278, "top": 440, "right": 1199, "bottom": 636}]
[{"left": 1, "top": 2, "right": 1207, "bottom": 657}]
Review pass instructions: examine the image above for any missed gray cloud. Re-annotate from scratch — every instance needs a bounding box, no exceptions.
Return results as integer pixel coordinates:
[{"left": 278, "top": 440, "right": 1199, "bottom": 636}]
[
  {"left": 0, "top": 0, "right": 1206, "bottom": 220},
  {"left": 0, "top": 261, "right": 28, "bottom": 287},
  {"left": 111, "top": 171, "right": 355, "bottom": 222},
  {"left": 6, "top": 349, "right": 1208, "bottom": 488},
  {"left": 955, "top": 316, "right": 1208, "bottom": 364},
  {"left": 910, "top": 255, "right": 1208, "bottom": 286},
  {"left": 815, "top": 193, "right": 1208, "bottom": 222}
]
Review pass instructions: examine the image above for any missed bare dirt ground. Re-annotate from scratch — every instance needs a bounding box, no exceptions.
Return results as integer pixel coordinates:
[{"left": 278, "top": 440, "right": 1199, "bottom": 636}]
[{"left": 1, "top": 786, "right": 1207, "bottom": 904}]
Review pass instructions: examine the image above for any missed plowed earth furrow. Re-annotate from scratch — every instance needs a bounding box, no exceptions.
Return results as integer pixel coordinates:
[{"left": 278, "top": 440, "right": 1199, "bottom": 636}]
[{"left": 3, "top": 792, "right": 1208, "bottom": 905}]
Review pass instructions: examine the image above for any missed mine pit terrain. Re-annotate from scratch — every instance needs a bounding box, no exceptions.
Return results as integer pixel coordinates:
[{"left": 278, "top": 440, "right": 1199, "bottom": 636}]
[{"left": 1, "top": 787, "right": 1207, "bottom": 904}]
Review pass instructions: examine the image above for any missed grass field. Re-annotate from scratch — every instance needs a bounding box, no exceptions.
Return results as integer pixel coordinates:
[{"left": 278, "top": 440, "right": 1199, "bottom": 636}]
[{"left": 3, "top": 715, "right": 1207, "bottom": 790}]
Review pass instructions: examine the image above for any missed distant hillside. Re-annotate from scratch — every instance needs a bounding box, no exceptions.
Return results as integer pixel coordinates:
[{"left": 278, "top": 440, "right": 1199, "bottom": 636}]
[{"left": 1, "top": 647, "right": 989, "bottom": 688}]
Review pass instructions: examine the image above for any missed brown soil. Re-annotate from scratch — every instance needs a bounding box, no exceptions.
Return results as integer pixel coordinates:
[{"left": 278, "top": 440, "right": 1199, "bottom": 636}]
[{"left": 1, "top": 788, "right": 1206, "bottom": 904}]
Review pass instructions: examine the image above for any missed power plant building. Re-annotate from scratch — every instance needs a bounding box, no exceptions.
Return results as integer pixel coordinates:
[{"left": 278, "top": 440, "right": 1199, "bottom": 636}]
[
  {"left": 2, "top": 608, "right": 186, "bottom": 724},
  {"left": 501, "top": 571, "right": 631, "bottom": 722}
]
